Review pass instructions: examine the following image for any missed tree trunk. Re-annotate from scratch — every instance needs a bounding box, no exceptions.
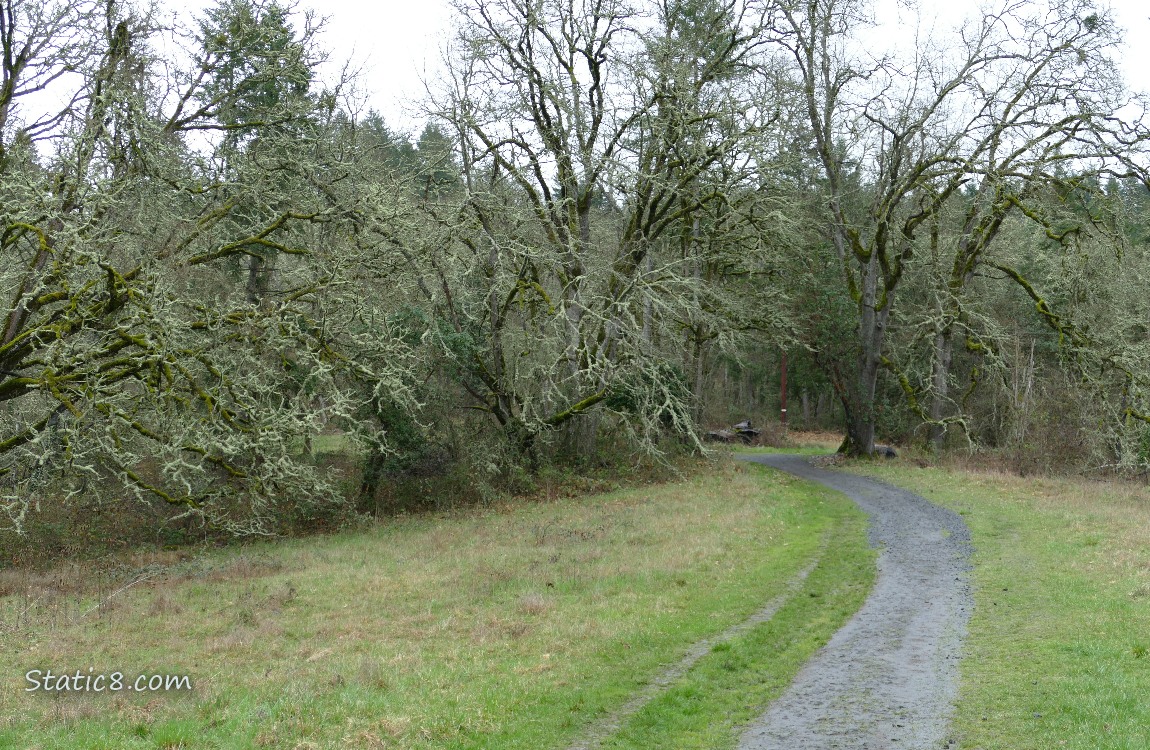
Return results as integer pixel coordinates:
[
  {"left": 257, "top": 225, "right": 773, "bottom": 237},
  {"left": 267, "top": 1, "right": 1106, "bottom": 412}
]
[
  {"left": 928, "top": 327, "right": 954, "bottom": 450},
  {"left": 246, "top": 251, "right": 276, "bottom": 306},
  {"left": 641, "top": 252, "right": 654, "bottom": 344},
  {"left": 358, "top": 449, "right": 387, "bottom": 514},
  {"left": 692, "top": 330, "right": 706, "bottom": 425},
  {"left": 840, "top": 257, "right": 886, "bottom": 456},
  {"left": 507, "top": 418, "right": 540, "bottom": 472},
  {"left": 841, "top": 396, "right": 876, "bottom": 456},
  {"left": 690, "top": 218, "right": 706, "bottom": 425}
]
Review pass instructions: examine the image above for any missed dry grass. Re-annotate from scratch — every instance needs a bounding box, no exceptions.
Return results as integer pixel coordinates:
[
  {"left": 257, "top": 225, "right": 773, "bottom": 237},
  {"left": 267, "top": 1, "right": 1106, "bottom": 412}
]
[
  {"left": 728, "top": 428, "right": 844, "bottom": 458},
  {"left": 784, "top": 429, "right": 844, "bottom": 451},
  {"left": 0, "top": 462, "right": 839, "bottom": 750},
  {"left": 877, "top": 459, "right": 1150, "bottom": 581},
  {"left": 852, "top": 460, "right": 1150, "bottom": 750},
  {"left": 963, "top": 468, "right": 1150, "bottom": 592}
]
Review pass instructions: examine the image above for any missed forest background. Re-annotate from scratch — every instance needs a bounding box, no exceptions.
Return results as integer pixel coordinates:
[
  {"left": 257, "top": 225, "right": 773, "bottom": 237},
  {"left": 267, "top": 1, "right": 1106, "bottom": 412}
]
[{"left": 2, "top": 0, "right": 1150, "bottom": 552}]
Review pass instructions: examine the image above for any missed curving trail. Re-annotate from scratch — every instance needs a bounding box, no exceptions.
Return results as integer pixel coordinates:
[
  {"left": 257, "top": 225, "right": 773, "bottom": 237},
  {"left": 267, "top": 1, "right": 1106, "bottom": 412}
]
[{"left": 736, "top": 454, "right": 972, "bottom": 750}]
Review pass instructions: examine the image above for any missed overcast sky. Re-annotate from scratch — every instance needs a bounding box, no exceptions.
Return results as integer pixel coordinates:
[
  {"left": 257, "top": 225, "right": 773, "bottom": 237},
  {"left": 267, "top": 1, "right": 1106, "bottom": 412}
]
[{"left": 176, "top": 0, "right": 1150, "bottom": 134}]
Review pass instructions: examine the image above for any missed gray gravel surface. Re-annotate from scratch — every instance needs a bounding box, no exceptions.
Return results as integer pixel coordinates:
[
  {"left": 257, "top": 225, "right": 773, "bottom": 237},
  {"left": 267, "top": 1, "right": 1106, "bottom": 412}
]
[{"left": 736, "top": 454, "right": 973, "bottom": 750}]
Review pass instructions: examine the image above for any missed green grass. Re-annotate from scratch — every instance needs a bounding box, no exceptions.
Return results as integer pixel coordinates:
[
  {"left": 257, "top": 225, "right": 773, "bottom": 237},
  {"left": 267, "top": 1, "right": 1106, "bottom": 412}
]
[
  {"left": 310, "top": 433, "right": 356, "bottom": 454},
  {"left": 289, "top": 432, "right": 358, "bottom": 456},
  {"left": 849, "top": 461, "right": 1150, "bottom": 750},
  {"left": 732, "top": 445, "right": 834, "bottom": 457},
  {"left": 0, "top": 461, "right": 869, "bottom": 750},
  {"left": 597, "top": 476, "right": 873, "bottom": 748},
  {"left": 728, "top": 428, "right": 842, "bottom": 457}
]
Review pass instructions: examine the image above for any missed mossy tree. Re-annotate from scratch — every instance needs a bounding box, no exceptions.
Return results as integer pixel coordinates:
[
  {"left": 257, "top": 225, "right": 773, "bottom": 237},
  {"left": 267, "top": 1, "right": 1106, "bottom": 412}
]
[
  {"left": 770, "top": 0, "right": 1149, "bottom": 455},
  {"left": 0, "top": 0, "right": 418, "bottom": 533}
]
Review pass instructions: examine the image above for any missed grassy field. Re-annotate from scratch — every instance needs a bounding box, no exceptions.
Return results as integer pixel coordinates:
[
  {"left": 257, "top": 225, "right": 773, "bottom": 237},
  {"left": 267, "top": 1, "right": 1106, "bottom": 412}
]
[
  {"left": 852, "top": 460, "right": 1150, "bottom": 750},
  {"left": 731, "top": 445, "right": 834, "bottom": 457},
  {"left": 595, "top": 499, "right": 872, "bottom": 749},
  {"left": 724, "top": 429, "right": 842, "bottom": 457},
  {"left": 0, "top": 461, "right": 871, "bottom": 750}
]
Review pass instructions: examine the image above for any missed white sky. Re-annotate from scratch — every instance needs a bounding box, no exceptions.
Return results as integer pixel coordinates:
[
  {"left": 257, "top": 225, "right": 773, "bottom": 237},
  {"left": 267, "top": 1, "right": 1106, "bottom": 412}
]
[
  {"left": 288, "top": 0, "right": 1150, "bottom": 134},
  {"left": 302, "top": 0, "right": 455, "bottom": 131},
  {"left": 165, "top": 0, "right": 1150, "bottom": 135}
]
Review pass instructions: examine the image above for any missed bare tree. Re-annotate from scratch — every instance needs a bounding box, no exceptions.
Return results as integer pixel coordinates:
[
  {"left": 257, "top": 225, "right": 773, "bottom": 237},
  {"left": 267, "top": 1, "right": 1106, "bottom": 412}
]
[
  {"left": 0, "top": 0, "right": 105, "bottom": 158},
  {"left": 413, "top": 0, "right": 792, "bottom": 462},
  {"left": 772, "top": 0, "right": 1147, "bottom": 455}
]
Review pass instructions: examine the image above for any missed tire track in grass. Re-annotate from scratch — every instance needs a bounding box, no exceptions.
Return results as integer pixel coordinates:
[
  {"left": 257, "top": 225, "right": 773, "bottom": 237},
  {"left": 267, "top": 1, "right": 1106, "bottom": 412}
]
[{"left": 566, "top": 549, "right": 826, "bottom": 750}]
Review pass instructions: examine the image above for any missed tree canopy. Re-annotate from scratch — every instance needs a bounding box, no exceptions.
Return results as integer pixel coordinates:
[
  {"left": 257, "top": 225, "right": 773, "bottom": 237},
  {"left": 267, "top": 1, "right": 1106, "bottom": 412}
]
[{"left": 2, "top": 0, "right": 1149, "bottom": 535}]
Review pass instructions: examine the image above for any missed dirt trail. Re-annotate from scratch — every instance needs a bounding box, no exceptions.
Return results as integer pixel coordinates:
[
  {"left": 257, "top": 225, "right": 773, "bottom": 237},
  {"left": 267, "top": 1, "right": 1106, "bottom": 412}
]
[{"left": 736, "top": 454, "right": 972, "bottom": 750}]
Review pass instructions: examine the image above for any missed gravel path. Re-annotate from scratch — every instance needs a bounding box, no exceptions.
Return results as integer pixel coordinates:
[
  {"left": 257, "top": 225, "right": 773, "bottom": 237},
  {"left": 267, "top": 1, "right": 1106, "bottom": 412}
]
[{"left": 736, "top": 454, "right": 973, "bottom": 750}]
